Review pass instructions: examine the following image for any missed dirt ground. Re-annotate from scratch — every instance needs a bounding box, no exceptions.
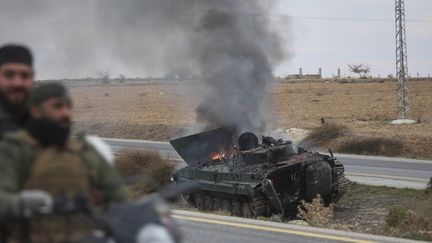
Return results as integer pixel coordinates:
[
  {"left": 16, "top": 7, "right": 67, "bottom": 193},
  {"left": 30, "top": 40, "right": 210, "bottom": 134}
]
[
  {"left": 334, "top": 183, "right": 432, "bottom": 241},
  {"left": 70, "top": 79, "right": 432, "bottom": 159},
  {"left": 68, "top": 79, "right": 431, "bottom": 241},
  {"left": 172, "top": 182, "right": 432, "bottom": 241}
]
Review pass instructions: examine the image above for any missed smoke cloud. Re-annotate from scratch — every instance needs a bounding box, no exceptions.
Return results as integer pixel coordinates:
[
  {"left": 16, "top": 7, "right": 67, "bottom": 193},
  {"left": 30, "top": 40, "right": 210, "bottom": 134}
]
[
  {"left": 1, "top": 0, "right": 287, "bottom": 134},
  {"left": 189, "top": 5, "right": 284, "bottom": 133}
]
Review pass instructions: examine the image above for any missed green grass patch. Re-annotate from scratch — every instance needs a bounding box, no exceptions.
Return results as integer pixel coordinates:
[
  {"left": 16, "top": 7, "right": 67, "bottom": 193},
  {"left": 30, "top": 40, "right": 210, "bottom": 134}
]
[
  {"left": 337, "top": 182, "right": 432, "bottom": 241},
  {"left": 347, "top": 182, "right": 426, "bottom": 198}
]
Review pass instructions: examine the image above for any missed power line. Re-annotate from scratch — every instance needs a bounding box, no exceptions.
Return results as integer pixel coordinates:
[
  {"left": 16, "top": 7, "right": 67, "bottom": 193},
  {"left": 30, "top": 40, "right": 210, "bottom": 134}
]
[
  {"left": 0, "top": 18, "right": 98, "bottom": 30},
  {"left": 252, "top": 13, "right": 429, "bottom": 23},
  {"left": 0, "top": 14, "right": 429, "bottom": 31}
]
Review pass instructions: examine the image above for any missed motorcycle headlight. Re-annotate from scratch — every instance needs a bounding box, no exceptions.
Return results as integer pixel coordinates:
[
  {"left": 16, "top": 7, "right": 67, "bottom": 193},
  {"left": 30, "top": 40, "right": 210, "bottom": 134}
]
[{"left": 136, "top": 224, "right": 175, "bottom": 243}]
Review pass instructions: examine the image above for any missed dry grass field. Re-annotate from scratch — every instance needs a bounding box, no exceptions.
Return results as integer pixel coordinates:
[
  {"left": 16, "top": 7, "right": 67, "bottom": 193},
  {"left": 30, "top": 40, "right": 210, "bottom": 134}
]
[
  {"left": 69, "top": 79, "right": 432, "bottom": 241},
  {"left": 70, "top": 79, "right": 432, "bottom": 159}
]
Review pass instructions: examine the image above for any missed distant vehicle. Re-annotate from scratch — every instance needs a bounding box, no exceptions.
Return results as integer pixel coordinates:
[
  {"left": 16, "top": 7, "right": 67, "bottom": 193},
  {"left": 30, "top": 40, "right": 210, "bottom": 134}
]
[{"left": 170, "top": 127, "right": 349, "bottom": 218}]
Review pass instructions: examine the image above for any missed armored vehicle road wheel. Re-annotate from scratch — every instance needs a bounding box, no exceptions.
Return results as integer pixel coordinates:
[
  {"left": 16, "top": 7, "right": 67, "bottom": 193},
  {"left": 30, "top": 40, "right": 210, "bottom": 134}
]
[
  {"left": 253, "top": 192, "right": 267, "bottom": 217},
  {"left": 194, "top": 193, "right": 204, "bottom": 211},
  {"left": 182, "top": 193, "right": 194, "bottom": 206},
  {"left": 242, "top": 202, "right": 254, "bottom": 218},
  {"left": 336, "top": 168, "right": 350, "bottom": 201},
  {"left": 170, "top": 129, "right": 349, "bottom": 218},
  {"left": 204, "top": 196, "right": 213, "bottom": 211},
  {"left": 324, "top": 166, "right": 350, "bottom": 204},
  {"left": 213, "top": 198, "right": 221, "bottom": 211},
  {"left": 221, "top": 200, "right": 231, "bottom": 213},
  {"left": 231, "top": 201, "right": 242, "bottom": 217}
]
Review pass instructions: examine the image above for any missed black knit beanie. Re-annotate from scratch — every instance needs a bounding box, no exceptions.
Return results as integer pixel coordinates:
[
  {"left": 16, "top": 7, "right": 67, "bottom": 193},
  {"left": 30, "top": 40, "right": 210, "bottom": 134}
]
[{"left": 0, "top": 44, "right": 33, "bottom": 67}]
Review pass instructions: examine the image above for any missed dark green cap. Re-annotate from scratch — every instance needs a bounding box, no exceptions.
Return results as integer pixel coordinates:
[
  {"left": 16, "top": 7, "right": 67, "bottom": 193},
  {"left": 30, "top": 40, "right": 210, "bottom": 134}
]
[{"left": 28, "top": 82, "right": 71, "bottom": 106}]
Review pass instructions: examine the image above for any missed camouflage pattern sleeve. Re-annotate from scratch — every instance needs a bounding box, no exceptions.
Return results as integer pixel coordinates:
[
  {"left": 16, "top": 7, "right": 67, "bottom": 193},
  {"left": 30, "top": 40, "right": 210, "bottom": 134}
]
[
  {"left": 0, "top": 139, "right": 27, "bottom": 219},
  {"left": 96, "top": 155, "right": 130, "bottom": 202},
  {"left": 83, "top": 145, "right": 130, "bottom": 202}
]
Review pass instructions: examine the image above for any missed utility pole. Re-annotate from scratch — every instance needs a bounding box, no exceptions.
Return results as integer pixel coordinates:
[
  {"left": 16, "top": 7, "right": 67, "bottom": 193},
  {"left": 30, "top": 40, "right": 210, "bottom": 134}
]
[{"left": 395, "top": 0, "right": 410, "bottom": 119}]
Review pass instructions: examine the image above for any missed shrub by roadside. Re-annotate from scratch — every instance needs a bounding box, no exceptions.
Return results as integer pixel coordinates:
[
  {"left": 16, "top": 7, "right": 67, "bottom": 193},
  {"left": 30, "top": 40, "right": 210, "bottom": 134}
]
[
  {"left": 385, "top": 206, "right": 432, "bottom": 241},
  {"left": 337, "top": 137, "right": 404, "bottom": 157},
  {"left": 297, "top": 195, "right": 334, "bottom": 227},
  {"left": 299, "top": 123, "right": 348, "bottom": 149},
  {"left": 115, "top": 150, "right": 175, "bottom": 198},
  {"left": 301, "top": 123, "right": 406, "bottom": 157},
  {"left": 334, "top": 182, "right": 432, "bottom": 241}
]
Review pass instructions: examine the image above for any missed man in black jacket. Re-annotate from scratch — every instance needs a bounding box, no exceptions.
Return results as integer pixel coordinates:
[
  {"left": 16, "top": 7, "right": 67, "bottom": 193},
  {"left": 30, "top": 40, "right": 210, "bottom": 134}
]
[
  {"left": 0, "top": 44, "right": 34, "bottom": 139},
  {"left": 0, "top": 44, "right": 34, "bottom": 242}
]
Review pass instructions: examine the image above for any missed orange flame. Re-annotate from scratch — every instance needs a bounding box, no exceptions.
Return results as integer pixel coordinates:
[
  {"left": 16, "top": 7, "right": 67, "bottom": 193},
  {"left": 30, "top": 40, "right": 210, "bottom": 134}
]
[
  {"left": 211, "top": 152, "right": 224, "bottom": 161},
  {"left": 210, "top": 147, "right": 235, "bottom": 161}
]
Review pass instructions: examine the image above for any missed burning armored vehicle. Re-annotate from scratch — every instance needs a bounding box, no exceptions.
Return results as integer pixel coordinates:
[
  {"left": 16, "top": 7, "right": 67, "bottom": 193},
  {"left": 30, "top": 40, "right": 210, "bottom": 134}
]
[{"left": 170, "top": 127, "right": 348, "bottom": 218}]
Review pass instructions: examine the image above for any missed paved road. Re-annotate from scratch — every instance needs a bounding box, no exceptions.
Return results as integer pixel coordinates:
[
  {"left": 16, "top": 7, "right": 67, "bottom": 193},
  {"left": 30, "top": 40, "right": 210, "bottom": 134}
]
[
  {"left": 102, "top": 138, "right": 432, "bottom": 189},
  {"left": 334, "top": 154, "right": 432, "bottom": 188},
  {"left": 173, "top": 210, "right": 424, "bottom": 243},
  {"left": 104, "top": 138, "right": 431, "bottom": 242}
]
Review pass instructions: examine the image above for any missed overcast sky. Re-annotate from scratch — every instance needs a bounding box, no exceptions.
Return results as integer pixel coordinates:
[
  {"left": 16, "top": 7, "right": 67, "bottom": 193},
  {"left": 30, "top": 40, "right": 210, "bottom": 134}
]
[
  {"left": 275, "top": 0, "right": 432, "bottom": 78},
  {"left": 0, "top": 0, "right": 430, "bottom": 79}
]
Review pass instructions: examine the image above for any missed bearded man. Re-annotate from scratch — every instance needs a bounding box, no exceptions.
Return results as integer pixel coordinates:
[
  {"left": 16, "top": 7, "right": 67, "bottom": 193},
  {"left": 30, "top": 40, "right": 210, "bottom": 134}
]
[{"left": 0, "top": 44, "right": 34, "bottom": 138}]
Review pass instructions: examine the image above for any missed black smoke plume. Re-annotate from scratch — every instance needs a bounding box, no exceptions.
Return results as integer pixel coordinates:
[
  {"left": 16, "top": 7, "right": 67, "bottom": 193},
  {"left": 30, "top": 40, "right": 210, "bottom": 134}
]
[
  {"left": 96, "top": 0, "right": 285, "bottom": 134},
  {"left": 2, "top": 0, "right": 286, "bottom": 134}
]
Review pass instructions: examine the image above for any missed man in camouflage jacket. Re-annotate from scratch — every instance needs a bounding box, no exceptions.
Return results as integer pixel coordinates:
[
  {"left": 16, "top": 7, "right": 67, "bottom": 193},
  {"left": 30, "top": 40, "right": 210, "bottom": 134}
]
[{"left": 0, "top": 82, "right": 129, "bottom": 243}]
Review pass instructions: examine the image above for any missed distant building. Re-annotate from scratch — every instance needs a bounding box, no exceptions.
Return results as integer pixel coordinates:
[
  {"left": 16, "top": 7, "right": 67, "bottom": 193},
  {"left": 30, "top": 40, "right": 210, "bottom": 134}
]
[{"left": 285, "top": 68, "right": 322, "bottom": 80}]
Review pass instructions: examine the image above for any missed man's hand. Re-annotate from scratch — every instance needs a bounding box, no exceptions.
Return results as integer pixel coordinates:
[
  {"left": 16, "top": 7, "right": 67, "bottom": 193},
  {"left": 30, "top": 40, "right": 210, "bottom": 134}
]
[{"left": 12, "top": 190, "right": 53, "bottom": 218}]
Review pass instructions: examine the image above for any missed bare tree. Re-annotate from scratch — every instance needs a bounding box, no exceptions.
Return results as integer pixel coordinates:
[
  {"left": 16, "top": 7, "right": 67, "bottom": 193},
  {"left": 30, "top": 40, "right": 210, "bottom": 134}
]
[
  {"left": 97, "top": 71, "right": 110, "bottom": 84},
  {"left": 348, "top": 64, "right": 370, "bottom": 79},
  {"left": 118, "top": 74, "right": 126, "bottom": 83}
]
